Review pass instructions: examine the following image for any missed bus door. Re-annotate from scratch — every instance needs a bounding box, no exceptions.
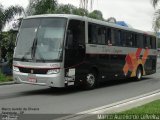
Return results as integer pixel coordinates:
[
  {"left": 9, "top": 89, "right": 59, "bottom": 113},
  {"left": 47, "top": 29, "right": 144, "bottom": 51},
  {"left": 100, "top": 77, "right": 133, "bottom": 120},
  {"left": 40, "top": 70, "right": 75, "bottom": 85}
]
[{"left": 64, "top": 20, "right": 85, "bottom": 79}]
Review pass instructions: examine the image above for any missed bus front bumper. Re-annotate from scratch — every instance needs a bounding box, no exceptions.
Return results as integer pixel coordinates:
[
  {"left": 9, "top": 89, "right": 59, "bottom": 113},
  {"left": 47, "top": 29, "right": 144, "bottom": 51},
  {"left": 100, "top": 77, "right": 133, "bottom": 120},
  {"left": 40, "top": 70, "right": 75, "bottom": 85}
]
[{"left": 13, "top": 71, "right": 65, "bottom": 88}]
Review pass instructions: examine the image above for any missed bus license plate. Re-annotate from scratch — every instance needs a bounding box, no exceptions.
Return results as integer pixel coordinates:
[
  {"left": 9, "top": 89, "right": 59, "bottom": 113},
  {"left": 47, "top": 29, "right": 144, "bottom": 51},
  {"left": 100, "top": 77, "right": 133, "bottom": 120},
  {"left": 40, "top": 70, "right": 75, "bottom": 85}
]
[{"left": 28, "top": 74, "right": 37, "bottom": 83}]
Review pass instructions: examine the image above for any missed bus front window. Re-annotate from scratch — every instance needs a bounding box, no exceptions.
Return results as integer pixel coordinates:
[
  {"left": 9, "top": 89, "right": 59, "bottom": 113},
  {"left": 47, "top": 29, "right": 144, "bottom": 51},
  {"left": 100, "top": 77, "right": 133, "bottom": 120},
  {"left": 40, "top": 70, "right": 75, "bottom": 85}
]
[{"left": 14, "top": 18, "right": 67, "bottom": 62}]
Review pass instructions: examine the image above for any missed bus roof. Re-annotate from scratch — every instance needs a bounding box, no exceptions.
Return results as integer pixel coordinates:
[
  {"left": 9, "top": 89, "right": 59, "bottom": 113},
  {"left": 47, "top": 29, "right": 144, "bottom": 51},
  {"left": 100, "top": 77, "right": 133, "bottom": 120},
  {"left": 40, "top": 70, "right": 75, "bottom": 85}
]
[{"left": 25, "top": 14, "right": 155, "bottom": 37}]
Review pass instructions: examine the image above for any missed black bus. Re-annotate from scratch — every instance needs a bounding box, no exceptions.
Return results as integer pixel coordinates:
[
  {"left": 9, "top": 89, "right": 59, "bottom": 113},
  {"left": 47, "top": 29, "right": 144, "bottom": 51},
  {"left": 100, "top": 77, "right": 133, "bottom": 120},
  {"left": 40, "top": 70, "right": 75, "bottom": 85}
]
[{"left": 13, "top": 14, "right": 157, "bottom": 89}]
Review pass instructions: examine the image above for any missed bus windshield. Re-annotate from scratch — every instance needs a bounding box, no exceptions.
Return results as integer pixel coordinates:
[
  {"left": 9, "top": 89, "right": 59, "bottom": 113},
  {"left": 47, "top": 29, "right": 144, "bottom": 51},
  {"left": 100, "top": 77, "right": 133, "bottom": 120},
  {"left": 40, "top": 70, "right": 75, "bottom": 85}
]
[{"left": 14, "top": 18, "right": 67, "bottom": 62}]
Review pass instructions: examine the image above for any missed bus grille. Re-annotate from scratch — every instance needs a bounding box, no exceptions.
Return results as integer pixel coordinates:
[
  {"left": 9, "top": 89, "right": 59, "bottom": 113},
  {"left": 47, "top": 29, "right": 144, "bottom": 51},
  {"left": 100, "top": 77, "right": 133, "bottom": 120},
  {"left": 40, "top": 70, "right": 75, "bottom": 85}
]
[{"left": 19, "top": 68, "right": 48, "bottom": 74}]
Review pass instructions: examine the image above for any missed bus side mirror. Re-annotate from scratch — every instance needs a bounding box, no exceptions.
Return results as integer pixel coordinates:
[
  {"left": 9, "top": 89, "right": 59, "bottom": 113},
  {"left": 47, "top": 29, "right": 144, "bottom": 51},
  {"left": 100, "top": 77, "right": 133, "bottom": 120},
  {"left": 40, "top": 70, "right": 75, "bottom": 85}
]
[{"left": 66, "top": 30, "right": 73, "bottom": 49}]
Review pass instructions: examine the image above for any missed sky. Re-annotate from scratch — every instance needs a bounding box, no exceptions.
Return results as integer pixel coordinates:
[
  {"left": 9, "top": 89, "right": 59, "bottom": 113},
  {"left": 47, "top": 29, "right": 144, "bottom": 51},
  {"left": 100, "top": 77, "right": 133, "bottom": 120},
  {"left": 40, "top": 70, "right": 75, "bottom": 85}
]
[{"left": 0, "top": 0, "right": 155, "bottom": 32}]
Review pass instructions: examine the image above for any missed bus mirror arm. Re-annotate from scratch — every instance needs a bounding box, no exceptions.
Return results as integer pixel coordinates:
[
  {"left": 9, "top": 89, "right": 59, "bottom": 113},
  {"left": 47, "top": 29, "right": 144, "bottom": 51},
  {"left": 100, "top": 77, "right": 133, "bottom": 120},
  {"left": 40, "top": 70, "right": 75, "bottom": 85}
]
[{"left": 78, "top": 44, "right": 85, "bottom": 49}]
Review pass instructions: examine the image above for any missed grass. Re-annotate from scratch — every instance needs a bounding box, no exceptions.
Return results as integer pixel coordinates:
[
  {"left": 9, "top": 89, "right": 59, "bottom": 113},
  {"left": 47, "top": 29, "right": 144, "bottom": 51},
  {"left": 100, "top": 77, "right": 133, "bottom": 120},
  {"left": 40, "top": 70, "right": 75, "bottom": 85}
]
[
  {"left": 120, "top": 100, "right": 160, "bottom": 114},
  {"left": 103, "top": 100, "right": 160, "bottom": 120},
  {"left": 0, "top": 71, "right": 13, "bottom": 83}
]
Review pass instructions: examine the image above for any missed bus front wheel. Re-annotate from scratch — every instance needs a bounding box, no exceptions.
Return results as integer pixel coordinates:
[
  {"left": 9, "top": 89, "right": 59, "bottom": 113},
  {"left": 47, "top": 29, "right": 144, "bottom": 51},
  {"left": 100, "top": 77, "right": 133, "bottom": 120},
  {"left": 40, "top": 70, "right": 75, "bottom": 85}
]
[{"left": 83, "top": 71, "right": 97, "bottom": 90}]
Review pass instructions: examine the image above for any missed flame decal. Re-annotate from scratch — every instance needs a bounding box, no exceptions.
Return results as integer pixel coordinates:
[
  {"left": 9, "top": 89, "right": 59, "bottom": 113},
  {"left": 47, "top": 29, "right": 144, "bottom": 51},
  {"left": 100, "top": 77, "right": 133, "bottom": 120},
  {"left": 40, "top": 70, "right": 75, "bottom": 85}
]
[{"left": 123, "top": 48, "right": 149, "bottom": 77}]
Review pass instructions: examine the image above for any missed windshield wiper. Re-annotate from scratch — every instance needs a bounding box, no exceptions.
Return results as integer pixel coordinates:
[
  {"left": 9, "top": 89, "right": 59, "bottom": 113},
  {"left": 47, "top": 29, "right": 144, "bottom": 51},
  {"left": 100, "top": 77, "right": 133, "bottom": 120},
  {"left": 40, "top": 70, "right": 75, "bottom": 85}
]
[
  {"left": 31, "top": 38, "right": 37, "bottom": 60},
  {"left": 31, "top": 38, "right": 45, "bottom": 62}
]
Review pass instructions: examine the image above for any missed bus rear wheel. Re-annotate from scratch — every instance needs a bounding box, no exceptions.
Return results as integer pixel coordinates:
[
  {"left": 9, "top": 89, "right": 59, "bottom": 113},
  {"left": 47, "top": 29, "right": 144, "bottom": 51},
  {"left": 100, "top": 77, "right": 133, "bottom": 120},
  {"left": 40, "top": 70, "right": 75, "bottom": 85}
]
[
  {"left": 135, "top": 66, "right": 142, "bottom": 80},
  {"left": 83, "top": 71, "right": 97, "bottom": 90}
]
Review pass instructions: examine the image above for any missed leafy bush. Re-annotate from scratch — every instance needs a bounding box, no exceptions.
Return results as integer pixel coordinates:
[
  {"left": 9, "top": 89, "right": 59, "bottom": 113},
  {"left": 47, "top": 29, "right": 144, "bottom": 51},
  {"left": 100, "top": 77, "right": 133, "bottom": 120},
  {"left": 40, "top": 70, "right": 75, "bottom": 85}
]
[
  {"left": 0, "top": 71, "right": 6, "bottom": 81},
  {"left": 0, "top": 70, "right": 13, "bottom": 82},
  {"left": 0, "top": 30, "right": 17, "bottom": 67}
]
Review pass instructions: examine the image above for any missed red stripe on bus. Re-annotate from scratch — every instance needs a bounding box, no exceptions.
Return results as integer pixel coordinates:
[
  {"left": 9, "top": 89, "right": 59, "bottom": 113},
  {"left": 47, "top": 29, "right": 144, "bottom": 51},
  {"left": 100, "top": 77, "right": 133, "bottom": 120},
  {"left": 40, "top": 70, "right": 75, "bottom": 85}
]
[{"left": 13, "top": 65, "right": 60, "bottom": 70}]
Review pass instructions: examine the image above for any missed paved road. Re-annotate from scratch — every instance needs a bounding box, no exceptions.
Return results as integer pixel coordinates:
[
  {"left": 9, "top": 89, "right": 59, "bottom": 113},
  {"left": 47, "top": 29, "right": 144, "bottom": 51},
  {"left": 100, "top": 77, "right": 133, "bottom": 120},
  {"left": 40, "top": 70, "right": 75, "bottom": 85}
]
[{"left": 0, "top": 61, "right": 160, "bottom": 119}]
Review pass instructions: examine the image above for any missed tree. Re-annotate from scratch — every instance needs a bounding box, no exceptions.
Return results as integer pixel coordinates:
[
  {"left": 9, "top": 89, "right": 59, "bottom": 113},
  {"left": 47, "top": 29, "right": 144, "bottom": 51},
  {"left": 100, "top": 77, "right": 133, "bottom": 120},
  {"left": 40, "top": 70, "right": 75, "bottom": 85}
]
[
  {"left": 55, "top": 4, "right": 89, "bottom": 16},
  {"left": 55, "top": 4, "right": 76, "bottom": 14},
  {"left": 0, "top": 4, "right": 23, "bottom": 32},
  {"left": 0, "top": 30, "right": 17, "bottom": 66},
  {"left": 26, "top": 0, "right": 57, "bottom": 15},
  {"left": 106, "top": 17, "right": 117, "bottom": 23},
  {"left": 152, "top": 0, "right": 160, "bottom": 31},
  {"left": 26, "top": 0, "right": 103, "bottom": 20},
  {"left": 73, "top": 8, "right": 88, "bottom": 16},
  {"left": 88, "top": 10, "right": 103, "bottom": 20},
  {"left": 0, "top": 4, "right": 23, "bottom": 61},
  {"left": 152, "top": 0, "right": 159, "bottom": 8}
]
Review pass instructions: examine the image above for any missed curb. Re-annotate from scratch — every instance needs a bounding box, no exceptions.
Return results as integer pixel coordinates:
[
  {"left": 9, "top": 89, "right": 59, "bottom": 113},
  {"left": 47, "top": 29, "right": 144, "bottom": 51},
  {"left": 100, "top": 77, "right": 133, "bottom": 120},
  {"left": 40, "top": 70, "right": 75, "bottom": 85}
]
[{"left": 0, "top": 81, "right": 18, "bottom": 86}]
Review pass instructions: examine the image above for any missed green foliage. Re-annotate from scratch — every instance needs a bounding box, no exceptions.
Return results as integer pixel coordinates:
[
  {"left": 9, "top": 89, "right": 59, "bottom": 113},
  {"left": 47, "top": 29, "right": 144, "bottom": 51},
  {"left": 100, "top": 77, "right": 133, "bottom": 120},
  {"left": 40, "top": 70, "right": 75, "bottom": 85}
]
[
  {"left": 73, "top": 8, "right": 88, "bottom": 16},
  {"left": 0, "top": 30, "right": 17, "bottom": 67},
  {"left": 27, "top": 0, "right": 57, "bottom": 15},
  {"left": 120, "top": 100, "right": 160, "bottom": 114},
  {"left": 26, "top": 1, "right": 104, "bottom": 20},
  {"left": 0, "top": 70, "right": 12, "bottom": 82},
  {"left": 0, "top": 4, "right": 21, "bottom": 63},
  {"left": 55, "top": 4, "right": 76, "bottom": 14},
  {"left": 55, "top": 4, "right": 89, "bottom": 16},
  {"left": 88, "top": 10, "right": 104, "bottom": 20},
  {"left": 0, "top": 71, "right": 6, "bottom": 82}
]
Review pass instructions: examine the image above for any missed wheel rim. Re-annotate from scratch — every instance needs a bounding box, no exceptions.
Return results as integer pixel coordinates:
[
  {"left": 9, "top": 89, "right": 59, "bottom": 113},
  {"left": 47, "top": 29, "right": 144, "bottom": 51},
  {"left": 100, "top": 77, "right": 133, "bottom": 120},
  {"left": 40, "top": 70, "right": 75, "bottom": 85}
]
[
  {"left": 86, "top": 74, "right": 95, "bottom": 87},
  {"left": 137, "top": 69, "right": 142, "bottom": 79}
]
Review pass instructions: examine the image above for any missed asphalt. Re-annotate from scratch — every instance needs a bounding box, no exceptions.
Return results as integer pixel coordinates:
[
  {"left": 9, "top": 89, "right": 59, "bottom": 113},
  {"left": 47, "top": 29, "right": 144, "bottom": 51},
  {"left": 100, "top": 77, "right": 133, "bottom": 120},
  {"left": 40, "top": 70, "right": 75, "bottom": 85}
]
[{"left": 0, "top": 59, "right": 160, "bottom": 120}]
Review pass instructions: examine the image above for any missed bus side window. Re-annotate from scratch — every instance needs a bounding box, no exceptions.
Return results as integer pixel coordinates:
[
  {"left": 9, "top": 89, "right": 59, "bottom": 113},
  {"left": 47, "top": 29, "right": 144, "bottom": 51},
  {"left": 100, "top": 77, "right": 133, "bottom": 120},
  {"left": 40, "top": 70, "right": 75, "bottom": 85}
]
[
  {"left": 88, "top": 23, "right": 97, "bottom": 44},
  {"left": 144, "top": 35, "right": 151, "bottom": 49},
  {"left": 126, "top": 32, "right": 133, "bottom": 47},
  {"left": 151, "top": 37, "right": 156, "bottom": 49},
  {"left": 143, "top": 35, "right": 147, "bottom": 48},
  {"left": 132, "top": 33, "right": 137, "bottom": 47},
  {"left": 101, "top": 28, "right": 106, "bottom": 44},
  {"left": 117, "top": 30, "right": 121, "bottom": 46},
  {"left": 97, "top": 26, "right": 106, "bottom": 45},
  {"left": 147, "top": 36, "right": 151, "bottom": 48},
  {"left": 150, "top": 37, "right": 153, "bottom": 49},
  {"left": 149, "top": 36, "right": 152, "bottom": 49},
  {"left": 113, "top": 29, "right": 121, "bottom": 46},
  {"left": 67, "top": 20, "right": 85, "bottom": 48},
  {"left": 111, "top": 29, "right": 115, "bottom": 45},
  {"left": 137, "top": 34, "right": 143, "bottom": 48},
  {"left": 120, "top": 31, "right": 126, "bottom": 47},
  {"left": 133, "top": 33, "right": 137, "bottom": 47},
  {"left": 88, "top": 23, "right": 92, "bottom": 44},
  {"left": 106, "top": 27, "right": 111, "bottom": 45},
  {"left": 91, "top": 25, "right": 96, "bottom": 44}
]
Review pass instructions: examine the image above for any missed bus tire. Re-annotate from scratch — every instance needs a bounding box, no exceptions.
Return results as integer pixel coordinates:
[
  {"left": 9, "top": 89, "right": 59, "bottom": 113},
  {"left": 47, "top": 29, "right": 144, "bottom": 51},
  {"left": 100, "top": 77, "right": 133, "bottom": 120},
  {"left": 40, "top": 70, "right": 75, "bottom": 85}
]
[
  {"left": 135, "top": 66, "right": 142, "bottom": 80},
  {"left": 83, "top": 71, "right": 97, "bottom": 90}
]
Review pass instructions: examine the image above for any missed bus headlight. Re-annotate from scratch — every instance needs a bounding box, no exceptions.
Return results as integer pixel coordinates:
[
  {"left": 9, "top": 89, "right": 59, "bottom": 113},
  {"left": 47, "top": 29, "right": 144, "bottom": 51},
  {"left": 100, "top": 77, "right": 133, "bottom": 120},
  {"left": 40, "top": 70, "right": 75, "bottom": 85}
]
[
  {"left": 47, "top": 69, "right": 60, "bottom": 74},
  {"left": 13, "top": 66, "right": 19, "bottom": 72}
]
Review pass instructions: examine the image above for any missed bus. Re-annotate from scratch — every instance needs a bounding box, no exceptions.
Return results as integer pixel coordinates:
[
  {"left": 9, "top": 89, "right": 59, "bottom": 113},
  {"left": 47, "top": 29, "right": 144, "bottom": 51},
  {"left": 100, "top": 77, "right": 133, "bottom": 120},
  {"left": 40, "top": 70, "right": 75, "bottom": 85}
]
[{"left": 13, "top": 14, "right": 157, "bottom": 89}]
